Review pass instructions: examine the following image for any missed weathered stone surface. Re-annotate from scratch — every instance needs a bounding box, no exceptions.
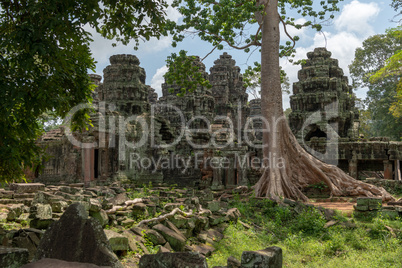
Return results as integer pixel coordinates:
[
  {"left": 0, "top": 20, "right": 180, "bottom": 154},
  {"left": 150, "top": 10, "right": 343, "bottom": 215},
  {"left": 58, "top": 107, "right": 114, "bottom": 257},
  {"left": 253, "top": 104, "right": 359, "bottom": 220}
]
[
  {"left": 21, "top": 258, "right": 103, "bottom": 267},
  {"left": 104, "top": 229, "right": 129, "bottom": 252},
  {"left": 29, "top": 219, "right": 55, "bottom": 230},
  {"left": 131, "top": 202, "right": 149, "bottom": 218},
  {"left": 240, "top": 246, "right": 282, "bottom": 268},
  {"left": 89, "top": 198, "right": 102, "bottom": 212},
  {"left": 7, "top": 204, "right": 25, "bottom": 221},
  {"left": 139, "top": 252, "right": 208, "bottom": 268},
  {"left": 356, "top": 197, "right": 382, "bottom": 211},
  {"left": 207, "top": 201, "right": 221, "bottom": 212},
  {"left": 121, "top": 230, "right": 138, "bottom": 252},
  {"left": 50, "top": 200, "right": 68, "bottom": 213},
  {"left": 35, "top": 203, "right": 123, "bottom": 268},
  {"left": 13, "top": 235, "right": 37, "bottom": 260},
  {"left": 191, "top": 243, "right": 215, "bottom": 257},
  {"left": 29, "top": 203, "right": 52, "bottom": 220},
  {"left": 144, "top": 229, "right": 166, "bottom": 246},
  {"left": 109, "top": 193, "right": 129, "bottom": 206},
  {"left": 0, "top": 246, "right": 29, "bottom": 268},
  {"left": 152, "top": 224, "right": 186, "bottom": 251},
  {"left": 9, "top": 183, "right": 45, "bottom": 193},
  {"left": 227, "top": 255, "right": 241, "bottom": 268}
]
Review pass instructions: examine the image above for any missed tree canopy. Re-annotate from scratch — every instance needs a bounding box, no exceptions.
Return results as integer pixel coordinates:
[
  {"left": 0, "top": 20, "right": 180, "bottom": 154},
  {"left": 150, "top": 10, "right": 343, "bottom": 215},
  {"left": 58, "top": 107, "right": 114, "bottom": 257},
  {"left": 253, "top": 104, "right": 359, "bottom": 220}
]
[
  {"left": 349, "top": 26, "right": 402, "bottom": 140},
  {"left": 0, "top": 0, "right": 171, "bottom": 180}
]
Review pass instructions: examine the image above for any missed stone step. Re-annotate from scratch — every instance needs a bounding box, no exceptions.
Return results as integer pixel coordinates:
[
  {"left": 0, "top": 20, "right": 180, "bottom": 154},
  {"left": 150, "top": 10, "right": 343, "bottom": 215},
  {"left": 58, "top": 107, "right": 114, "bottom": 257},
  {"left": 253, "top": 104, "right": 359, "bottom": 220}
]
[
  {"left": 9, "top": 183, "right": 45, "bottom": 193},
  {"left": 0, "top": 198, "right": 33, "bottom": 206}
]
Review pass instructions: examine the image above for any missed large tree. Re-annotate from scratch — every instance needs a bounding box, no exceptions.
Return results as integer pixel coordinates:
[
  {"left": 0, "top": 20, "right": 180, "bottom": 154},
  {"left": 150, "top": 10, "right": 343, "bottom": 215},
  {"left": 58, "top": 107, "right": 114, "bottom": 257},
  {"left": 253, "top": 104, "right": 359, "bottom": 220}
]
[
  {"left": 0, "top": 0, "right": 170, "bottom": 180},
  {"left": 168, "top": 0, "right": 392, "bottom": 201},
  {"left": 349, "top": 26, "right": 402, "bottom": 140}
]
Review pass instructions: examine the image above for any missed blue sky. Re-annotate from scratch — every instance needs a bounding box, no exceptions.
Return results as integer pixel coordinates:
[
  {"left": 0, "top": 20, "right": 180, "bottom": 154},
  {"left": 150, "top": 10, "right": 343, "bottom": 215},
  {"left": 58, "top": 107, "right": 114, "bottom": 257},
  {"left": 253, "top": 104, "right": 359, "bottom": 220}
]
[{"left": 88, "top": 0, "right": 399, "bottom": 109}]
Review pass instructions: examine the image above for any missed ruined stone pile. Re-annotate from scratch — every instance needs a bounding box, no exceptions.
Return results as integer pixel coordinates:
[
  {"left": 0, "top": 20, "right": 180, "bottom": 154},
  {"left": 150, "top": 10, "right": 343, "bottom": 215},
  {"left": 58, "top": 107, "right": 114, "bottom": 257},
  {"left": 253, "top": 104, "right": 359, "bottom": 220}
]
[
  {"left": 0, "top": 182, "right": 244, "bottom": 262},
  {"left": 354, "top": 197, "right": 402, "bottom": 219}
]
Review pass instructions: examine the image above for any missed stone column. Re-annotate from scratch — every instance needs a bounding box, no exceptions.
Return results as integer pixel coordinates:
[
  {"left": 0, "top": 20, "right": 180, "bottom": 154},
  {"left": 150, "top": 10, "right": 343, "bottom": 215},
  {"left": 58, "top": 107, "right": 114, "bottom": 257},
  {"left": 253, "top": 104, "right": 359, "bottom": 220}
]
[
  {"left": 383, "top": 160, "right": 393, "bottom": 180},
  {"left": 348, "top": 158, "right": 358, "bottom": 179},
  {"left": 395, "top": 160, "right": 401, "bottom": 181},
  {"left": 82, "top": 148, "right": 95, "bottom": 186}
]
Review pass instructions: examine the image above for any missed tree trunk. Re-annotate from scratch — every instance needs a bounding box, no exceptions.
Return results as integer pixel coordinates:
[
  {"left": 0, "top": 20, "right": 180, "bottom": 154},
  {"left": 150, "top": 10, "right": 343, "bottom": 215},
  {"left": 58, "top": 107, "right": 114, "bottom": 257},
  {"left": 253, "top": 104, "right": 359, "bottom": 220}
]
[{"left": 255, "top": 0, "right": 393, "bottom": 202}]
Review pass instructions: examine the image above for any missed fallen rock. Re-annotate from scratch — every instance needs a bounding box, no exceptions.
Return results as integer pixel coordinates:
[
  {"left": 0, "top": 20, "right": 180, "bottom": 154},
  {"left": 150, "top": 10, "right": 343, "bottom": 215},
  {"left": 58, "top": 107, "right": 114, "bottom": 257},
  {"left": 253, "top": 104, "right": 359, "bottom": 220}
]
[
  {"left": 7, "top": 204, "right": 25, "bottom": 221},
  {"left": 139, "top": 252, "right": 208, "bottom": 268},
  {"left": 109, "top": 193, "right": 129, "bottom": 206},
  {"left": 21, "top": 258, "right": 103, "bottom": 267},
  {"left": 227, "top": 255, "right": 241, "bottom": 268},
  {"left": 104, "top": 229, "right": 129, "bottom": 252},
  {"left": 144, "top": 229, "right": 167, "bottom": 246},
  {"left": 9, "top": 183, "right": 45, "bottom": 193},
  {"left": 0, "top": 246, "right": 29, "bottom": 268},
  {"left": 152, "top": 224, "right": 186, "bottom": 251},
  {"left": 191, "top": 243, "right": 215, "bottom": 257},
  {"left": 241, "top": 246, "right": 282, "bottom": 268},
  {"left": 89, "top": 209, "right": 109, "bottom": 227},
  {"left": 29, "top": 204, "right": 52, "bottom": 220},
  {"left": 121, "top": 230, "right": 138, "bottom": 252},
  {"left": 34, "top": 203, "right": 123, "bottom": 268}
]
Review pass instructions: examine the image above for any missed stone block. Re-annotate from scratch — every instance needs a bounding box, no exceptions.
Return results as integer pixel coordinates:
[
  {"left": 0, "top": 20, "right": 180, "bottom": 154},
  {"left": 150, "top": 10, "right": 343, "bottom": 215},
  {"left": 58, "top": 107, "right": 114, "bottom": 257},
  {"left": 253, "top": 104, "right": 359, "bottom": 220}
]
[
  {"left": 20, "top": 258, "right": 104, "bottom": 267},
  {"left": 207, "top": 201, "right": 221, "bottom": 212},
  {"left": 7, "top": 204, "right": 25, "bottom": 221},
  {"left": 13, "top": 236, "right": 37, "bottom": 260},
  {"left": 132, "top": 203, "right": 149, "bottom": 219},
  {"left": 9, "top": 183, "right": 45, "bottom": 193},
  {"left": 208, "top": 215, "right": 225, "bottom": 226},
  {"left": 0, "top": 246, "right": 29, "bottom": 268},
  {"left": 29, "top": 204, "right": 52, "bottom": 220},
  {"left": 89, "top": 199, "right": 102, "bottom": 212},
  {"left": 144, "top": 229, "right": 166, "bottom": 246},
  {"left": 50, "top": 200, "right": 68, "bottom": 213},
  {"left": 104, "top": 230, "right": 129, "bottom": 252},
  {"left": 152, "top": 224, "right": 186, "bottom": 251},
  {"left": 227, "top": 255, "right": 241, "bottom": 268},
  {"left": 354, "top": 205, "right": 368, "bottom": 211},
  {"left": 29, "top": 219, "right": 56, "bottom": 230},
  {"left": 139, "top": 252, "right": 208, "bottom": 268},
  {"left": 240, "top": 246, "right": 282, "bottom": 268},
  {"left": 191, "top": 243, "right": 215, "bottom": 257},
  {"left": 121, "top": 230, "right": 138, "bottom": 252},
  {"left": 34, "top": 203, "right": 123, "bottom": 268}
]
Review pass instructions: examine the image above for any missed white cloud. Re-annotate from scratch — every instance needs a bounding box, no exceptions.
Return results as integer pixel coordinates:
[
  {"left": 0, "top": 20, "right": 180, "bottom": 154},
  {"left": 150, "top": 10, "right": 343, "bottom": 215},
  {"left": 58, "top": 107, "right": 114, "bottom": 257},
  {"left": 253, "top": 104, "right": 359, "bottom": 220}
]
[
  {"left": 335, "top": 0, "right": 380, "bottom": 37},
  {"left": 86, "top": 1, "right": 183, "bottom": 75},
  {"left": 150, "top": 65, "right": 168, "bottom": 97},
  {"left": 166, "top": 0, "right": 182, "bottom": 23}
]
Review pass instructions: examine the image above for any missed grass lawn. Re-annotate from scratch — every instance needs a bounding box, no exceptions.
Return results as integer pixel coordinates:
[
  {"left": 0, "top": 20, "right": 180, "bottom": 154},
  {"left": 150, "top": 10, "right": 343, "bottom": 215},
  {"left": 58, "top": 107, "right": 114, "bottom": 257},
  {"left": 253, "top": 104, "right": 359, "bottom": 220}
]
[{"left": 207, "top": 197, "right": 402, "bottom": 268}]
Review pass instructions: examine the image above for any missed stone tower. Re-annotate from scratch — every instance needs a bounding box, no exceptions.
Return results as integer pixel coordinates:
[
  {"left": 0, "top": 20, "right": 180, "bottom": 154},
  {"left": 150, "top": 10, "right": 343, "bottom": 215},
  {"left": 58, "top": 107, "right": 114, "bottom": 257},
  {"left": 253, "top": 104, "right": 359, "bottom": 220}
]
[
  {"left": 97, "top": 54, "right": 150, "bottom": 115},
  {"left": 159, "top": 56, "right": 215, "bottom": 131},
  {"left": 209, "top": 52, "right": 249, "bottom": 139},
  {"left": 288, "top": 47, "right": 359, "bottom": 142}
]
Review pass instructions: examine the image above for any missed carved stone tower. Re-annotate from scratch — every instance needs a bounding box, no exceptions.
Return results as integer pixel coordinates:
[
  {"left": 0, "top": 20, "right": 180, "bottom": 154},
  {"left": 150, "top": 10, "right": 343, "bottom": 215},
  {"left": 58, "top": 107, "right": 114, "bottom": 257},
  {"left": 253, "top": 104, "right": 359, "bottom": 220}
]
[
  {"left": 288, "top": 47, "right": 359, "bottom": 142},
  {"left": 159, "top": 56, "right": 215, "bottom": 132},
  {"left": 209, "top": 53, "right": 249, "bottom": 140},
  {"left": 97, "top": 54, "right": 150, "bottom": 115}
]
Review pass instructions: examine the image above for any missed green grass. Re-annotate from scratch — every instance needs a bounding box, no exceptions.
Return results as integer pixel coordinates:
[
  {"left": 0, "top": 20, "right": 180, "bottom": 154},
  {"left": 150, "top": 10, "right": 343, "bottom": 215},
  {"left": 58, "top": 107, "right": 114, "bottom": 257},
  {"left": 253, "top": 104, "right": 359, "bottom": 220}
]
[{"left": 207, "top": 198, "right": 402, "bottom": 268}]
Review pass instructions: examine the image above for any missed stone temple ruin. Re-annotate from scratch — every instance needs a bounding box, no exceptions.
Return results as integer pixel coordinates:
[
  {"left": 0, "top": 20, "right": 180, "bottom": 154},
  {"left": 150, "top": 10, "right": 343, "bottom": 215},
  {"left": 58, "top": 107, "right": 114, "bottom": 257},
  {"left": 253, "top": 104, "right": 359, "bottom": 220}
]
[{"left": 32, "top": 48, "right": 401, "bottom": 189}]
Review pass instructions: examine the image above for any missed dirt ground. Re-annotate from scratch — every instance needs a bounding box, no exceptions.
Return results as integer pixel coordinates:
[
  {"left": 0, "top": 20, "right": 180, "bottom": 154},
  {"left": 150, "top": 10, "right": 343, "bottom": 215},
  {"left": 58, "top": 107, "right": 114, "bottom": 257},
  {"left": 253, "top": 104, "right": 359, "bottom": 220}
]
[{"left": 309, "top": 201, "right": 356, "bottom": 216}]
